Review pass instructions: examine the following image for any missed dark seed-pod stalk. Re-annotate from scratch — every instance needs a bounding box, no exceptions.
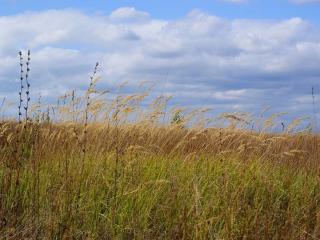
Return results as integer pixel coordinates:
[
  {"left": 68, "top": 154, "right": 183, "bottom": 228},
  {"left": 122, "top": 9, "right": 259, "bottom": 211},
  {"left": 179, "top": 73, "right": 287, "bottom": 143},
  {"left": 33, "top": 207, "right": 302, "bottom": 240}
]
[
  {"left": 24, "top": 50, "right": 31, "bottom": 126},
  {"left": 18, "top": 51, "right": 24, "bottom": 124}
]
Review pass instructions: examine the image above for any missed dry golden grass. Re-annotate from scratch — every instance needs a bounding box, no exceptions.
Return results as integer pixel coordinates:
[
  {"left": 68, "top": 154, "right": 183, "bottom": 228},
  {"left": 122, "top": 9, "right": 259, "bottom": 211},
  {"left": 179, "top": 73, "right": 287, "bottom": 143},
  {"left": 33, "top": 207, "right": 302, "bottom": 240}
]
[{"left": 0, "top": 110, "right": 319, "bottom": 239}]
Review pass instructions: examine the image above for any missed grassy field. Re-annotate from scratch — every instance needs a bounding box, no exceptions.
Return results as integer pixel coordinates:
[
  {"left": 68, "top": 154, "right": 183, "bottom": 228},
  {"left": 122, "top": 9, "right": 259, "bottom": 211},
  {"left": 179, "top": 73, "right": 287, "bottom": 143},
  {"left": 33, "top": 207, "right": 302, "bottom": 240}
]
[
  {"left": 0, "top": 121, "right": 319, "bottom": 239},
  {"left": 0, "top": 56, "right": 320, "bottom": 239}
]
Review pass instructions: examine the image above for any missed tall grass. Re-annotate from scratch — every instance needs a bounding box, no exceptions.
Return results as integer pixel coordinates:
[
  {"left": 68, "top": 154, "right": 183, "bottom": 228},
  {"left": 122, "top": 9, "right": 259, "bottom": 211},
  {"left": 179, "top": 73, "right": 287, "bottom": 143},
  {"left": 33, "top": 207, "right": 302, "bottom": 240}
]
[{"left": 0, "top": 52, "right": 319, "bottom": 239}]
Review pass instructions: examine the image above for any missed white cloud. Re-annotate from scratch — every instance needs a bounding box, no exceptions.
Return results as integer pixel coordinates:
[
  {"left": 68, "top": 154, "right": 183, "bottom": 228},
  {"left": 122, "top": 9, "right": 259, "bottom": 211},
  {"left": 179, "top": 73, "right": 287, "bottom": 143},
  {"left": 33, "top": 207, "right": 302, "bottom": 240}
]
[
  {"left": 0, "top": 8, "right": 320, "bottom": 120},
  {"left": 110, "top": 7, "right": 150, "bottom": 22}
]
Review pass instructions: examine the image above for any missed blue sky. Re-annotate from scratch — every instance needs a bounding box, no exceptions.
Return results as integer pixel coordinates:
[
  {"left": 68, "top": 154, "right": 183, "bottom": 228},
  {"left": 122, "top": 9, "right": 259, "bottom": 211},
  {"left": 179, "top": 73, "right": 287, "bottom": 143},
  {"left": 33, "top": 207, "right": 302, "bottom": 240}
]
[
  {"left": 0, "top": 0, "right": 320, "bottom": 128},
  {"left": 1, "top": 0, "right": 320, "bottom": 23}
]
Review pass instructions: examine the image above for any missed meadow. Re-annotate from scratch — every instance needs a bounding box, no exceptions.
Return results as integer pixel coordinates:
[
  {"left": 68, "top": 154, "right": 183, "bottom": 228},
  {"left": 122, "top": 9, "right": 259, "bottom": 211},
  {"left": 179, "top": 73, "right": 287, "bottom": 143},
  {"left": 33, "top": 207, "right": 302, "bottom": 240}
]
[{"left": 0, "top": 52, "right": 319, "bottom": 239}]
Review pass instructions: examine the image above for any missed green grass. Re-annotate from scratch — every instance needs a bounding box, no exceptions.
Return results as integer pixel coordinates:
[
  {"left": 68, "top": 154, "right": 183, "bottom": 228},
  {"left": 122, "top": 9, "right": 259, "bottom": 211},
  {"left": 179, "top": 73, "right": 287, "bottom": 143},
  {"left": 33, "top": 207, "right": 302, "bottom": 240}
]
[{"left": 1, "top": 148, "right": 320, "bottom": 239}]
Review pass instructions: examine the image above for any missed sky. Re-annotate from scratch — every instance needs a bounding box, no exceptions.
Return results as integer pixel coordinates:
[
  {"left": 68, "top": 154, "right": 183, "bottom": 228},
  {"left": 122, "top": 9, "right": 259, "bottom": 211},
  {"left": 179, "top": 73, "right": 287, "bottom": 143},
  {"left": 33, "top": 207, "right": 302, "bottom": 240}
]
[
  {"left": 0, "top": 0, "right": 320, "bottom": 127},
  {"left": 1, "top": 0, "right": 320, "bottom": 23}
]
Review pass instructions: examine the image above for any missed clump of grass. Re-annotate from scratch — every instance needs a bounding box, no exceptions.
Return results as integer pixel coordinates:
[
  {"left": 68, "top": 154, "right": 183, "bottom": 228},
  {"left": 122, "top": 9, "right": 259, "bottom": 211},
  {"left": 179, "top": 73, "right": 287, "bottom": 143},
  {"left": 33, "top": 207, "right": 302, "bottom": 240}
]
[{"left": 77, "top": 62, "right": 99, "bottom": 208}]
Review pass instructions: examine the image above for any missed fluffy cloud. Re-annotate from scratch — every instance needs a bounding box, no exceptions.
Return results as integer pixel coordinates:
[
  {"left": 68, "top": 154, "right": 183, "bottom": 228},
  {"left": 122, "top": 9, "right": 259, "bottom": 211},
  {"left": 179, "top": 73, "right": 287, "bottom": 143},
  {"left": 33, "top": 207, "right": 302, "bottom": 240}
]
[{"left": 0, "top": 8, "right": 320, "bottom": 122}]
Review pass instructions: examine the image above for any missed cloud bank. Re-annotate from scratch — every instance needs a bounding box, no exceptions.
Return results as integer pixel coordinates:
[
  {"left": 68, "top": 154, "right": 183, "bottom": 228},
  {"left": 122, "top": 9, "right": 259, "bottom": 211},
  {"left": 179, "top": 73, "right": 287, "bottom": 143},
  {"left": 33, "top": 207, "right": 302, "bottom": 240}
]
[{"left": 0, "top": 8, "right": 320, "bottom": 121}]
